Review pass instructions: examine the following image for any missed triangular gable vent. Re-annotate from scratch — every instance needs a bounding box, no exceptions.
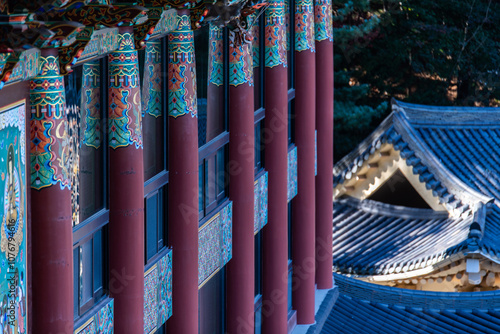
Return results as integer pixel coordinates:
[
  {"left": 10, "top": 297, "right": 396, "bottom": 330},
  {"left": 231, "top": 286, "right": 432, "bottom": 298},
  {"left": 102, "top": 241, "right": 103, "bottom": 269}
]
[
  {"left": 367, "top": 170, "right": 430, "bottom": 209},
  {"left": 334, "top": 144, "right": 446, "bottom": 211}
]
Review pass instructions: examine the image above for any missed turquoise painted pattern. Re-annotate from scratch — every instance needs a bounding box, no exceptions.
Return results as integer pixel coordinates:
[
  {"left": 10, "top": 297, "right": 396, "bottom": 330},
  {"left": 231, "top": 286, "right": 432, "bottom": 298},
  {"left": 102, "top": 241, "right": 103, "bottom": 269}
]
[
  {"left": 0, "top": 102, "right": 28, "bottom": 334},
  {"left": 82, "top": 61, "right": 102, "bottom": 149},
  {"left": 295, "top": 0, "right": 315, "bottom": 52},
  {"left": 168, "top": 14, "right": 198, "bottom": 118},
  {"left": 254, "top": 172, "right": 269, "bottom": 233},
  {"left": 108, "top": 32, "right": 143, "bottom": 149},
  {"left": 209, "top": 25, "right": 224, "bottom": 86},
  {"left": 221, "top": 202, "right": 232, "bottom": 264},
  {"left": 288, "top": 146, "right": 298, "bottom": 201},
  {"left": 198, "top": 201, "right": 233, "bottom": 286},
  {"left": 143, "top": 250, "right": 172, "bottom": 333},
  {"left": 314, "top": 0, "right": 333, "bottom": 42},
  {"left": 250, "top": 13, "right": 260, "bottom": 68},
  {"left": 30, "top": 55, "right": 71, "bottom": 190},
  {"left": 265, "top": 1, "right": 288, "bottom": 68},
  {"left": 229, "top": 41, "right": 253, "bottom": 87},
  {"left": 74, "top": 299, "right": 114, "bottom": 333},
  {"left": 142, "top": 41, "right": 163, "bottom": 118}
]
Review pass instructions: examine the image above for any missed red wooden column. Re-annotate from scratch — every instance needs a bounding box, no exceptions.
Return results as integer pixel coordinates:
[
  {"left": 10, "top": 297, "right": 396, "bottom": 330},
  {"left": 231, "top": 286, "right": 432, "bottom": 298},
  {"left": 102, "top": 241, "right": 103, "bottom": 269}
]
[
  {"left": 262, "top": 2, "right": 289, "bottom": 334},
  {"left": 108, "top": 27, "right": 144, "bottom": 333},
  {"left": 292, "top": 0, "right": 316, "bottom": 324},
  {"left": 314, "top": 0, "right": 333, "bottom": 289},
  {"left": 166, "top": 11, "right": 199, "bottom": 333},
  {"left": 226, "top": 33, "right": 255, "bottom": 334},
  {"left": 31, "top": 49, "right": 74, "bottom": 332}
]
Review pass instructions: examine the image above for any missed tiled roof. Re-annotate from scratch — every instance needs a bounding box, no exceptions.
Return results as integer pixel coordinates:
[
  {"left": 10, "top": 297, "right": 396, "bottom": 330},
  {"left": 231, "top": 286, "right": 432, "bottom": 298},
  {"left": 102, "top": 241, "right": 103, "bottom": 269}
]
[
  {"left": 332, "top": 197, "right": 475, "bottom": 276},
  {"left": 401, "top": 101, "right": 500, "bottom": 202},
  {"left": 334, "top": 99, "right": 497, "bottom": 214},
  {"left": 333, "top": 100, "right": 500, "bottom": 275},
  {"left": 323, "top": 274, "right": 500, "bottom": 334}
]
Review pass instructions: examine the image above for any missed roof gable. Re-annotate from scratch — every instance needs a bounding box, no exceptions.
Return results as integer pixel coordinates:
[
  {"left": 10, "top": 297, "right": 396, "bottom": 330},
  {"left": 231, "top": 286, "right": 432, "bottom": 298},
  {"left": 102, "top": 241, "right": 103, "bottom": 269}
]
[
  {"left": 334, "top": 100, "right": 496, "bottom": 217},
  {"left": 334, "top": 143, "right": 446, "bottom": 212}
]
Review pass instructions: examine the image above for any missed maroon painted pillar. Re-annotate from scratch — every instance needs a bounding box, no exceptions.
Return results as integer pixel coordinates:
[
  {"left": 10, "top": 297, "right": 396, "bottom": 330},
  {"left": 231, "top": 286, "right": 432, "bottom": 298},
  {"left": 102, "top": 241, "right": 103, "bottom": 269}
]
[
  {"left": 166, "top": 11, "right": 199, "bottom": 333},
  {"left": 262, "top": 3, "right": 289, "bottom": 334},
  {"left": 314, "top": 0, "right": 333, "bottom": 289},
  {"left": 226, "top": 34, "right": 255, "bottom": 334},
  {"left": 31, "top": 49, "right": 73, "bottom": 332},
  {"left": 108, "top": 27, "right": 144, "bottom": 333},
  {"left": 292, "top": 0, "right": 316, "bottom": 324}
]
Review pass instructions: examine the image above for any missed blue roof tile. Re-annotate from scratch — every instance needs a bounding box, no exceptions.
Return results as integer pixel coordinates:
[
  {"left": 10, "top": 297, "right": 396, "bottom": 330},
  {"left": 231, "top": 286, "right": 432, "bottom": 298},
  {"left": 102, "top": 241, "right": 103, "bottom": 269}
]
[
  {"left": 323, "top": 275, "right": 500, "bottom": 334},
  {"left": 333, "top": 100, "right": 500, "bottom": 273}
]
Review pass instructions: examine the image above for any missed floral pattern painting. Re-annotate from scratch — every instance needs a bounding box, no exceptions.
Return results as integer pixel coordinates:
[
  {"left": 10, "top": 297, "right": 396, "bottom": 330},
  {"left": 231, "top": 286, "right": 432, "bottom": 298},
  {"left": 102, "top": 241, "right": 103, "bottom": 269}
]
[
  {"left": 254, "top": 172, "right": 269, "bottom": 234},
  {"left": 198, "top": 201, "right": 233, "bottom": 287},
  {"left": 288, "top": 147, "right": 298, "bottom": 201},
  {"left": 143, "top": 249, "right": 173, "bottom": 333}
]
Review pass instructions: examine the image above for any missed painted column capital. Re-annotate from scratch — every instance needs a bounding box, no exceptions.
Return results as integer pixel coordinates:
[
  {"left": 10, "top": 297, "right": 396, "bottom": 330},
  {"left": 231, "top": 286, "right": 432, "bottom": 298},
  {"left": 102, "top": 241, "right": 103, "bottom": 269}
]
[
  {"left": 314, "top": 0, "right": 333, "bottom": 42},
  {"left": 265, "top": 1, "right": 288, "bottom": 68},
  {"left": 108, "top": 31, "right": 143, "bottom": 149},
  {"left": 168, "top": 13, "right": 198, "bottom": 118},
  {"left": 142, "top": 40, "right": 163, "bottom": 119},
  {"left": 229, "top": 32, "right": 253, "bottom": 87},
  {"left": 81, "top": 60, "right": 102, "bottom": 149},
  {"left": 30, "top": 53, "right": 70, "bottom": 190},
  {"left": 295, "top": 0, "right": 315, "bottom": 52},
  {"left": 209, "top": 25, "right": 224, "bottom": 87}
]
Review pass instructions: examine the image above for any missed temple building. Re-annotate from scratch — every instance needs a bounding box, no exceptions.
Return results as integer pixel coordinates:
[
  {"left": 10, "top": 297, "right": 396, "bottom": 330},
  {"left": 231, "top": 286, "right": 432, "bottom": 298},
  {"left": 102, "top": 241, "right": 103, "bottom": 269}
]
[
  {"left": 0, "top": 0, "right": 333, "bottom": 333},
  {"left": 327, "top": 100, "right": 500, "bottom": 333}
]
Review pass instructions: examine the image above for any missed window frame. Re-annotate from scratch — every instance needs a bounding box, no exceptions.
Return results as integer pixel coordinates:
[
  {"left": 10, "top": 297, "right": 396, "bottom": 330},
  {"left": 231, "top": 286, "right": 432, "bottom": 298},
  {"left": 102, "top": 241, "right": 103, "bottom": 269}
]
[
  {"left": 142, "top": 36, "right": 170, "bottom": 265},
  {"left": 73, "top": 226, "right": 108, "bottom": 319},
  {"left": 71, "top": 56, "right": 110, "bottom": 322},
  {"left": 144, "top": 186, "right": 168, "bottom": 264},
  {"left": 197, "top": 26, "right": 230, "bottom": 222}
]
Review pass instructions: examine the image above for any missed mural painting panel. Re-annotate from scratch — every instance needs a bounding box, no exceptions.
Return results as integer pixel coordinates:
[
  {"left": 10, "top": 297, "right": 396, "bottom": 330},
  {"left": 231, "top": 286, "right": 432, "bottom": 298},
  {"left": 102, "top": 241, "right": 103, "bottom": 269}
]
[{"left": 0, "top": 101, "right": 27, "bottom": 333}]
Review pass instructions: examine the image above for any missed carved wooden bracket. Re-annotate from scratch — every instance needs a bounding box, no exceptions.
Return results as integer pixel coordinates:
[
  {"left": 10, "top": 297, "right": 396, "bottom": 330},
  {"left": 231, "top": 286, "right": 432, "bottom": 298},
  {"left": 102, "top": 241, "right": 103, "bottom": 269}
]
[
  {"left": 0, "top": 52, "right": 20, "bottom": 88},
  {"left": 39, "top": 2, "right": 147, "bottom": 27},
  {"left": 58, "top": 26, "right": 94, "bottom": 75},
  {"left": 133, "top": 7, "right": 163, "bottom": 49},
  {"left": 0, "top": 25, "right": 55, "bottom": 52}
]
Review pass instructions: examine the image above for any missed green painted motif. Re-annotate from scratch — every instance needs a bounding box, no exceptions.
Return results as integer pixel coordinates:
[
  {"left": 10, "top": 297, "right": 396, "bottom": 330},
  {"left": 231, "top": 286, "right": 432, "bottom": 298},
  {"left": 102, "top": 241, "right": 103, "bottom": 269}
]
[
  {"left": 150, "top": 8, "right": 177, "bottom": 38},
  {"left": 168, "top": 14, "right": 198, "bottom": 118},
  {"left": 108, "top": 32, "right": 143, "bottom": 149},
  {"left": 142, "top": 41, "right": 162, "bottom": 118},
  {"left": 0, "top": 102, "right": 27, "bottom": 333},
  {"left": 208, "top": 25, "right": 224, "bottom": 87},
  {"left": 314, "top": 0, "right": 333, "bottom": 42},
  {"left": 30, "top": 55, "right": 66, "bottom": 119},
  {"left": 295, "top": 0, "right": 315, "bottom": 52},
  {"left": 82, "top": 61, "right": 102, "bottom": 149},
  {"left": 265, "top": 1, "right": 288, "bottom": 68},
  {"left": 285, "top": 0, "right": 290, "bottom": 51},
  {"left": 229, "top": 41, "right": 253, "bottom": 87},
  {"left": 2, "top": 49, "right": 40, "bottom": 88},
  {"left": 76, "top": 28, "right": 120, "bottom": 66},
  {"left": 249, "top": 13, "right": 260, "bottom": 68},
  {"left": 30, "top": 55, "right": 70, "bottom": 190}
]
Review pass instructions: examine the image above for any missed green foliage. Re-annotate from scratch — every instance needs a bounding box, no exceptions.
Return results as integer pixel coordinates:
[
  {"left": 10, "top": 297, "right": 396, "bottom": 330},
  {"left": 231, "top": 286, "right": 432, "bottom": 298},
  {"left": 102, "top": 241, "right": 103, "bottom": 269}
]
[{"left": 333, "top": 0, "right": 500, "bottom": 161}]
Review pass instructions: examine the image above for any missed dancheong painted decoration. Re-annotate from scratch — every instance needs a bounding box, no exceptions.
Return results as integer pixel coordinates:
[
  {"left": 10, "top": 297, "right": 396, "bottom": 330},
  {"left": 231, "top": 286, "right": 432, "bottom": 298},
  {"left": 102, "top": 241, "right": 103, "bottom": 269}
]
[{"left": 0, "top": 102, "right": 27, "bottom": 333}]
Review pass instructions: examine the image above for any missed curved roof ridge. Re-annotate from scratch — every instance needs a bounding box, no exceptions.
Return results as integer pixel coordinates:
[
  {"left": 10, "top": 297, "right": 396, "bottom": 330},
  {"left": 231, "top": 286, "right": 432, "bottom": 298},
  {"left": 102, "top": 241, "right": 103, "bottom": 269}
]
[
  {"left": 334, "top": 112, "right": 395, "bottom": 175},
  {"left": 334, "top": 273, "right": 500, "bottom": 309},
  {"left": 392, "top": 107, "right": 493, "bottom": 209},
  {"left": 337, "top": 197, "right": 448, "bottom": 220},
  {"left": 392, "top": 98, "right": 500, "bottom": 126}
]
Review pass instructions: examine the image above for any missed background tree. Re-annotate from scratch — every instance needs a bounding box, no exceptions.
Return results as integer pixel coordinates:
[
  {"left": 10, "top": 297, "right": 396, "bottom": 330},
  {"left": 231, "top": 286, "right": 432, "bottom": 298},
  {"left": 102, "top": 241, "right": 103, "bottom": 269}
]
[{"left": 334, "top": 0, "right": 500, "bottom": 161}]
